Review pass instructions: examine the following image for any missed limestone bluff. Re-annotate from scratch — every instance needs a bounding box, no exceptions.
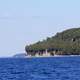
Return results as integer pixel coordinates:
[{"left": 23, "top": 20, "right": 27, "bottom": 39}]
[{"left": 25, "top": 28, "right": 80, "bottom": 57}]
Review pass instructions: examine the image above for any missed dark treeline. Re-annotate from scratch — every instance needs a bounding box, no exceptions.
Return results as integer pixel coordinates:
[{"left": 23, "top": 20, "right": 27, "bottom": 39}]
[{"left": 25, "top": 28, "right": 80, "bottom": 55}]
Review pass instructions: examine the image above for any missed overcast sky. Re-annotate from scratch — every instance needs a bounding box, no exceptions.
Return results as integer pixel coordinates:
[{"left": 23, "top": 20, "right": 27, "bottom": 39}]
[{"left": 0, "top": 0, "right": 80, "bottom": 57}]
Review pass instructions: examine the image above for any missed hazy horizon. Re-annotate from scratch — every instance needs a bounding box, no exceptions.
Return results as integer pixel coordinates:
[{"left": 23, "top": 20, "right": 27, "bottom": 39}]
[{"left": 0, "top": 0, "right": 80, "bottom": 57}]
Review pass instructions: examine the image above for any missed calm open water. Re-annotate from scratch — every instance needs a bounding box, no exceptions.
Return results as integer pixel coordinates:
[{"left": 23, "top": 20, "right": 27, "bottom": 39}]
[{"left": 0, "top": 57, "right": 80, "bottom": 80}]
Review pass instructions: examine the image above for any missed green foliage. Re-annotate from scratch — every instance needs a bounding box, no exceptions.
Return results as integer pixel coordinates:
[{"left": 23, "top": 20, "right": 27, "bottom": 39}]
[{"left": 25, "top": 28, "right": 80, "bottom": 55}]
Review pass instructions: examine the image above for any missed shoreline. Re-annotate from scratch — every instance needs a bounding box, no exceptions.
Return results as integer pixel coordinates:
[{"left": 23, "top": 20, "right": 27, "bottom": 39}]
[
  {"left": 26, "top": 55, "right": 80, "bottom": 58},
  {"left": 1, "top": 55, "right": 80, "bottom": 58}
]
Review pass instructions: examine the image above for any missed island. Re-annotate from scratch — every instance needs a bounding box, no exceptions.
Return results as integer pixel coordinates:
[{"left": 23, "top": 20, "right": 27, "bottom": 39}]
[
  {"left": 13, "top": 53, "right": 27, "bottom": 58},
  {"left": 25, "top": 28, "right": 80, "bottom": 57}
]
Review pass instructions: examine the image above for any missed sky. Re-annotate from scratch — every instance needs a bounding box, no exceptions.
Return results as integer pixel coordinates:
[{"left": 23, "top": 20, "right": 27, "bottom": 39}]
[{"left": 0, "top": 0, "right": 80, "bottom": 57}]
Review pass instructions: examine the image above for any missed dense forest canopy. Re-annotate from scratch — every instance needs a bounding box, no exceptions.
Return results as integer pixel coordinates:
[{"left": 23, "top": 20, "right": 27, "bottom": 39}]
[{"left": 25, "top": 28, "right": 80, "bottom": 55}]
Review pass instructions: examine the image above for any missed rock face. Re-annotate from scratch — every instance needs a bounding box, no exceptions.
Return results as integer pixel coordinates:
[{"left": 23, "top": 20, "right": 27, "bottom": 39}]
[
  {"left": 13, "top": 53, "right": 27, "bottom": 58},
  {"left": 25, "top": 28, "right": 80, "bottom": 55}
]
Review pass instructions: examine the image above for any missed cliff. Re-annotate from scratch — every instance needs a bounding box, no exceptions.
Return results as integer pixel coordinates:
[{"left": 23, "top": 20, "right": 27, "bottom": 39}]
[{"left": 25, "top": 28, "right": 80, "bottom": 55}]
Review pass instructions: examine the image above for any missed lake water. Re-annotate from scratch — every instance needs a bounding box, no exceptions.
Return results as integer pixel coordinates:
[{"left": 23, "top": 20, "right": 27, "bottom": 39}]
[{"left": 0, "top": 56, "right": 80, "bottom": 80}]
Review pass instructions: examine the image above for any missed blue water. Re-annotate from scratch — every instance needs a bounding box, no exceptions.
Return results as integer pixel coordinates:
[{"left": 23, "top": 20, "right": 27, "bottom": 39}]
[{"left": 0, "top": 57, "right": 80, "bottom": 80}]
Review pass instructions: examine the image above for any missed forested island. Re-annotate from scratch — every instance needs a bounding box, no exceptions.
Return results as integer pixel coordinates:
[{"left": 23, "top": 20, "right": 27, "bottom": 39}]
[{"left": 25, "top": 28, "right": 80, "bottom": 57}]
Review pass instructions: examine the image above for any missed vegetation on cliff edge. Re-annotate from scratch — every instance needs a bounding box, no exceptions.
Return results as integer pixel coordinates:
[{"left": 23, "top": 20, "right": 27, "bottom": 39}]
[{"left": 25, "top": 28, "right": 80, "bottom": 55}]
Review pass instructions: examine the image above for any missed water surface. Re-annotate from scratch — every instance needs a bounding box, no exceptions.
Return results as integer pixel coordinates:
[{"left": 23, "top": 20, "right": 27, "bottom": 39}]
[{"left": 0, "top": 56, "right": 80, "bottom": 80}]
